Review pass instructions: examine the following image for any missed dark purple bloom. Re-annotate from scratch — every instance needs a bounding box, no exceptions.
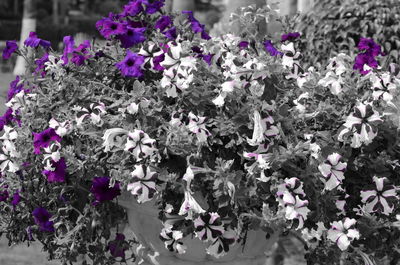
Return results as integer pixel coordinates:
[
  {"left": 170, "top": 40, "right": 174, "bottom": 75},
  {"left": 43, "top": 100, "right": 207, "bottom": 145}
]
[
  {"left": 108, "top": 233, "right": 129, "bottom": 259},
  {"left": 155, "top": 15, "right": 172, "bottom": 32},
  {"left": 281, "top": 32, "right": 301, "bottom": 42},
  {"left": 117, "top": 27, "right": 146, "bottom": 48},
  {"left": 0, "top": 108, "right": 16, "bottom": 131},
  {"left": 353, "top": 53, "right": 379, "bottom": 75},
  {"left": 0, "top": 188, "right": 9, "bottom": 202},
  {"left": 32, "top": 207, "right": 54, "bottom": 232},
  {"left": 42, "top": 158, "right": 67, "bottom": 183},
  {"left": 144, "top": 0, "right": 165, "bottom": 14},
  {"left": 24, "top": 32, "right": 51, "bottom": 48},
  {"left": 90, "top": 177, "right": 121, "bottom": 204},
  {"left": 238, "top": 41, "right": 249, "bottom": 50},
  {"left": 34, "top": 53, "right": 49, "bottom": 77},
  {"left": 264, "top": 40, "right": 283, "bottom": 56},
  {"left": 32, "top": 128, "right": 62, "bottom": 154},
  {"left": 61, "top": 36, "right": 75, "bottom": 64},
  {"left": 115, "top": 50, "right": 145, "bottom": 77},
  {"left": 11, "top": 191, "right": 20, "bottom": 206},
  {"left": 357, "top": 38, "right": 384, "bottom": 57},
  {"left": 71, "top": 40, "right": 91, "bottom": 66},
  {"left": 191, "top": 46, "right": 214, "bottom": 65},
  {"left": 7, "top": 76, "right": 24, "bottom": 101},
  {"left": 202, "top": 53, "right": 214, "bottom": 65},
  {"left": 163, "top": 26, "right": 177, "bottom": 40},
  {"left": 2, "top": 40, "right": 18, "bottom": 60},
  {"left": 153, "top": 54, "right": 165, "bottom": 71},
  {"left": 96, "top": 18, "right": 126, "bottom": 39},
  {"left": 122, "top": 0, "right": 144, "bottom": 17},
  {"left": 182, "top": 11, "right": 211, "bottom": 40}
]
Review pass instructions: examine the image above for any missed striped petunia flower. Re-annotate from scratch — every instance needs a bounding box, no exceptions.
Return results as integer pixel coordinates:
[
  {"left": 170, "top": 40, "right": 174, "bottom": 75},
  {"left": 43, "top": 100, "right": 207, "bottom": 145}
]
[
  {"left": 159, "top": 227, "right": 187, "bottom": 254},
  {"left": 206, "top": 228, "right": 237, "bottom": 258},
  {"left": 327, "top": 218, "right": 360, "bottom": 251},
  {"left": 178, "top": 190, "right": 206, "bottom": 219},
  {"left": 318, "top": 153, "right": 347, "bottom": 191},
  {"left": 360, "top": 176, "right": 398, "bottom": 215},
  {"left": 369, "top": 72, "right": 397, "bottom": 102},
  {"left": 187, "top": 112, "right": 211, "bottom": 143},
  {"left": 74, "top": 102, "right": 106, "bottom": 127},
  {"left": 127, "top": 164, "right": 157, "bottom": 203},
  {"left": 338, "top": 102, "right": 382, "bottom": 148},
  {"left": 194, "top": 212, "right": 225, "bottom": 242},
  {"left": 125, "top": 130, "right": 158, "bottom": 161}
]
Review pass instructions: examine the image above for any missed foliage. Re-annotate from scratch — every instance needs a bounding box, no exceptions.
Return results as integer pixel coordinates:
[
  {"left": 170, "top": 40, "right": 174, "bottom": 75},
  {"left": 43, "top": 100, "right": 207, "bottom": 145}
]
[{"left": 1, "top": 1, "right": 400, "bottom": 264}]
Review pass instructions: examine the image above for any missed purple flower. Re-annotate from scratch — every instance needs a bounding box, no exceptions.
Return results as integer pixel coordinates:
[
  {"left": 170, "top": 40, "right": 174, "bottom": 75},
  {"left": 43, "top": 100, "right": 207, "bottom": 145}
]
[
  {"left": 238, "top": 41, "right": 249, "bottom": 50},
  {"left": 144, "top": 0, "right": 165, "bottom": 14},
  {"left": 153, "top": 54, "right": 165, "bottom": 71},
  {"left": 122, "top": 0, "right": 144, "bottom": 17},
  {"left": 7, "top": 76, "right": 24, "bottom": 101},
  {"left": 61, "top": 36, "right": 75, "bottom": 64},
  {"left": 42, "top": 158, "right": 67, "bottom": 183},
  {"left": 281, "top": 32, "right": 301, "bottom": 42},
  {"left": 182, "top": 11, "right": 211, "bottom": 40},
  {"left": 24, "top": 32, "right": 51, "bottom": 49},
  {"left": 96, "top": 18, "right": 126, "bottom": 39},
  {"left": 353, "top": 53, "right": 378, "bottom": 75},
  {"left": 191, "top": 46, "right": 213, "bottom": 65},
  {"left": 108, "top": 233, "right": 129, "bottom": 259},
  {"left": 164, "top": 26, "right": 177, "bottom": 40},
  {"left": 117, "top": 27, "right": 146, "bottom": 48},
  {"left": 2, "top": 40, "right": 18, "bottom": 60},
  {"left": 34, "top": 53, "right": 49, "bottom": 77},
  {"left": 0, "top": 188, "right": 9, "bottom": 202},
  {"left": 32, "top": 207, "right": 55, "bottom": 232},
  {"left": 264, "top": 40, "right": 283, "bottom": 56},
  {"left": 71, "top": 40, "right": 91, "bottom": 66},
  {"left": 357, "top": 38, "right": 384, "bottom": 57},
  {"left": 33, "top": 128, "right": 62, "bottom": 154},
  {"left": 115, "top": 50, "right": 145, "bottom": 77},
  {"left": 155, "top": 15, "right": 172, "bottom": 32},
  {"left": 90, "top": 177, "right": 121, "bottom": 204},
  {"left": 11, "top": 191, "right": 20, "bottom": 206},
  {"left": 0, "top": 108, "right": 16, "bottom": 131}
]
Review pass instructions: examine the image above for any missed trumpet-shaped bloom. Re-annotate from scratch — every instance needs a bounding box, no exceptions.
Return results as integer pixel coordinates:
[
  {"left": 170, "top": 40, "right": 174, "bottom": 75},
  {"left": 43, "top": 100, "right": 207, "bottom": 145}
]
[
  {"left": 115, "top": 50, "right": 145, "bottom": 77},
  {"left": 125, "top": 129, "right": 158, "bottom": 161},
  {"left": 281, "top": 32, "right": 301, "bottom": 42},
  {"left": 32, "top": 207, "right": 55, "bottom": 232},
  {"left": 187, "top": 112, "right": 211, "bottom": 143},
  {"left": 360, "top": 176, "right": 398, "bottom": 215},
  {"left": 90, "top": 177, "right": 121, "bottom": 204},
  {"left": 194, "top": 212, "right": 224, "bottom": 242},
  {"left": 117, "top": 27, "right": 146, "bottom": 48},
  {"left": 42, "top": 157, "right": 67, "bottom": 183},
  {"left": 32, "top": 128, "right": 62, "bottom": 154},
  {"left": 127, "top": 164, "right": 157, "bottom": 203},
  {"left": 160, "top": 227, "right": 187, "bottom": 254},
  {"left": 108, "top": 233, "right": 129, "bottom": 259},
  {"left": 264, "top": 40, "right": 282, "bottom": 56},
  {"left": 24, "top": 32, "right": 51, "bottom": 48},
  {"left": 178, "top": 190, "right": 206, "bottom": 219},
  {"left": 327, "top": 218, "right": 359, "bottom": 251},
  {"left": 318, "top": 153, "right": 347, "bottom": 190},
  {"left": 2, "top": 40, "right": 18, "bottom": 60}
]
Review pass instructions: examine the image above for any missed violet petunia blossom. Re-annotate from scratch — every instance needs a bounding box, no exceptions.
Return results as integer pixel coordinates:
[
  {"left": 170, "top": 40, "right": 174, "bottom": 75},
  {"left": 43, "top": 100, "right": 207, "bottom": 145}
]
[
  {"left": 2, "top": 40, "right": 18, "bottom": 60},
  {"left": 71, "top": 40, "right": 91, "bottom": 66},
  {"left": 264, "top": 40, "right": 283, "bottom": 56},
  {"left": 121, "top": 0, "right": 144, "bottom": 17},
  {"left": 24, "top": 32, "right": 51, "bottom": 49},
  {"left": 42, "top": 157, "right": 67, "bottom": 183},
  {"left": 32, "top": 207, "right": 55, "bottom": 232},
  {"left": 11, "top": 191, "right": 20, "bottom": 206},
  {"left": 164, "top": 26, "right": 177, "bottom": 40},
  {"left": 7, "top": 76, "right": 24, "bottom": 101},
  {"left": 0, "top": 108, "right": 16, "bottom": 131},
  {"left": 90, "top": 177, "right": 121, "bottom": 204},
  {"left": 155, "top": 15, "right": 172, "bottom": 32},
  {"left": 117, "top": 27, "right": 146, "bottom": 48},
  {"left": 182, "top": 11, "right": 211, "bottom": 40},
  {"left": 32, "top": 128, "right": 62, "bottom": 154},
  {"left": 357, "top": 38, "right": 384, "bottom": 57},
  {"left": 108, "top": 233, "right": 129, "bottom": 259},
  {"left": 353, "top": 53, "right": 378, "bottom": 75},
  {"left": 96, "top": 18, "right": 126, "bottom": 39},
  {"left": 61, "top": 36, "right": 75, "bottom": 64},
  {"left": 144, "top": 0, "right": 165, "bottom": 14},
  {"left": 34, "top": 53, "right": 49, "bottom": 77},
  {"left": 360, "top": 176, "right": 398, "bottom": 215},
  {"left": 115, "top": 50, "right": 145, "bottom": 77},
  {"left": 238, "top": 41, "right": 249, "bottom": 50},
  {"left": 281, "top": 32, "right": 301, "bottom": 42}
]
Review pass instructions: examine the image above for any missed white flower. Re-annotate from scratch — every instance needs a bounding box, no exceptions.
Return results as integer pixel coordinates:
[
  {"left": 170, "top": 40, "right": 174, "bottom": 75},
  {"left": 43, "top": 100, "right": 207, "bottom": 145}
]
[
  {"left": 74, "top": 102, "right": 106, "bottom": 127},
  {"left": 360, "top": 176, "right": 398, "bottom": 215},
  {"left": 187, "top": 112, "right": 211, "bottom": 143},
  {"left": 369, "top": 72, "right": 397, "bottom": 102},
  {"left": 159, "top": 227, "right": 187, "bottom": 254},
  {"left": 247, "top": 110, "right": 279, "bottom": 146},
  {"left": 327, "top": 218, "right": 360, "bottom": 251},
  {"left": 338, "top": 102, "right": 382, "bottom": 148},
  {"left": 318, "top": 71, "right": 344, "bottom": 95},
  {"left": 126, "top": 102, "right": 139, "bottom": 115},
  {"left": 125, "top": 130, "right": 158, "bottom": 161},
  {"left": 127, "top": 165, "right": 158, "bottom": 203},
  {"left": 182, "top": 166, "right": 194, "bottom": 188},
  {"left": 49, "top": 118, "right": 71, "bottom": 137},
  {"left": 283, "top": 195, "right": 310, "bottom": 229},
  {"left": 293, "top": 92, "right": 309, "bottom": 114},
  {"left": 318, "top": 153, "right": 347, "bottom": 190},
  {"left": 102, "top": 128, "right": 129, "bottom": 152},
  {"left": 178, "top": 190, "right": 206, "bottom": 219}
]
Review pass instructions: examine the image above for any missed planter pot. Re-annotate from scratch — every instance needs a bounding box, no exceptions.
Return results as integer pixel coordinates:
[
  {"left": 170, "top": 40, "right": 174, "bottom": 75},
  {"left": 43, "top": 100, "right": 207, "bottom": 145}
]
[{"left": 118, "top": 193, "right": 280, "bottom": 265}]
